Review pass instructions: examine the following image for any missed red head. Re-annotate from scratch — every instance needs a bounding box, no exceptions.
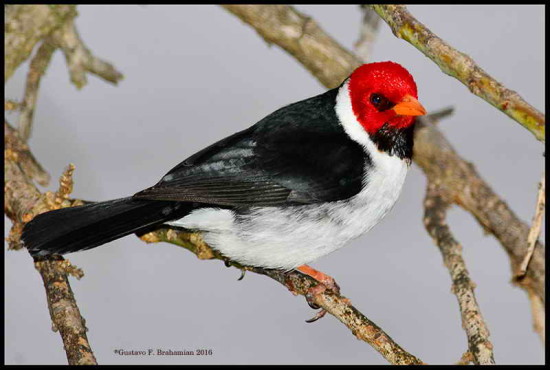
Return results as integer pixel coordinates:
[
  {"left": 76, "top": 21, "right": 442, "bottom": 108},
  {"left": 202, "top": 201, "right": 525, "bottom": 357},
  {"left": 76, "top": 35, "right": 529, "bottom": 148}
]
[{"left": 348, "top": 61, "right": 426, "bottom": 134}]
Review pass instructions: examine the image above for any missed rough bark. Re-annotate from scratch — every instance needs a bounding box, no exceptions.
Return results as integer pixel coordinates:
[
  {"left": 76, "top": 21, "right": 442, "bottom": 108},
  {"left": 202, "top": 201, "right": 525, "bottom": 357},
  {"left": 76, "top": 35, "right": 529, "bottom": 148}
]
[{"left": 371, "top": 4, "right": 545, "bottom": 142}]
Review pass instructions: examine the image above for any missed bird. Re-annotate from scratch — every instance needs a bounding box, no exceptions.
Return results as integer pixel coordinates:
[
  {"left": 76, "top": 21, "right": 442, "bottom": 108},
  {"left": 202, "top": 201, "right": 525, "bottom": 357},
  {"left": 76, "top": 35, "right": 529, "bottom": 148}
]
[{"left": 22, "top": 61, "right": 425, "bottom": 320}]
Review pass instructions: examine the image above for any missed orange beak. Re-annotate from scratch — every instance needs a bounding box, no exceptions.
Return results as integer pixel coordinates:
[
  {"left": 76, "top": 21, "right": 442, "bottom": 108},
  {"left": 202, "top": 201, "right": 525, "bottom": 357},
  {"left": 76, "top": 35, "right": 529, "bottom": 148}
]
[{"left": 392, "top": 95, "right": 426, "bottom": 116}]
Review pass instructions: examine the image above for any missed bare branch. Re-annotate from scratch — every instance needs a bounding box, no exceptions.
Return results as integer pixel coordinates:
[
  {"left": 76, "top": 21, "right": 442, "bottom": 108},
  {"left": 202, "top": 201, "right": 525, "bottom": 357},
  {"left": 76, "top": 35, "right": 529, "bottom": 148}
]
[
  {"left": 456, "top": 351, "right": 474, "bottom": 365},
  {"left": 518, "top": 174, "right": 545, "bottom": 276},
  {"left": 6, "top": 4, "right": 543, "bottom": 364},
  {"left": 5, "top": 100, "right": 20, "bottom": 111},
  {"left": 414, "top": 119, "right": 545, "bottom": 296},
  {"left": 8, "top": 117, "right": 423, "bottom": 364},
  {"left": 5, "top": 122, "right": 49, "bottom": 225},
  {"left": 18, "top": 40, "right": 56, "bottom": 141},
  {"left": 140, "top": 229, "right": 425, "bottom": 365},
  {"left": 4, "top": 121, "right": 96, "bottom": 364},
  {"left": 371, "top": 5, "right": 545, "bottom": 142},
  {"left": 34, "top": 257, "right": 96, "bottom": 365},
  {"left": 221, "top": 5, "right": 361, "bottom": 89},
  {"left": 4, "top": 5, "right": 77, "bottom": 83},
  {"left": 527, "top": 289, "right": 545, "bottom": 343},
  {"left": 415, "top": 117, "right": 545, "bottom": 343},
  {"left": 49, "top": 18, "right": 123, "bottom": 89},
  {"left": 6, "top": 5, "right": 121, "bottom": 363},
  {"left": 221, "top": 1, "right": 544, "bottom": 347},
  {"left": 354, "top": 5, "right": 381, "bottom": 61},
  {"left": 424, "top": 183, "right": 495, "bottom": 364}
]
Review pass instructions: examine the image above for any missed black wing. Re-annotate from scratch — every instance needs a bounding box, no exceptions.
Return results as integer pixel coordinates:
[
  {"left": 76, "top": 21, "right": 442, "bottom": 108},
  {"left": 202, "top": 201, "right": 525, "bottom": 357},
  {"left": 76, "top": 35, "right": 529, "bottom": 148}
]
[{"left": 133, "top": 88, "right": 370, "bottom": 207}]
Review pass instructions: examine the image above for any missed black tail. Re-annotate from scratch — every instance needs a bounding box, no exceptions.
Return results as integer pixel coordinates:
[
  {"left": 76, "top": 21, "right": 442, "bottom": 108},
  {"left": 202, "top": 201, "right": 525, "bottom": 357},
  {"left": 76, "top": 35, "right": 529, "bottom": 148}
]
[{"left": 21, "top": 197, "right": 191, "bottom": 256}]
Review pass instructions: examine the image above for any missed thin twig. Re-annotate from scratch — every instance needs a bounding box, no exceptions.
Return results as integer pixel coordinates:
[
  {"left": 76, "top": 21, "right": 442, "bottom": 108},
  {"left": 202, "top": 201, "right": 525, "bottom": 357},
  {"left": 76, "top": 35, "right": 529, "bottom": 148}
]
[
  {"left": 18, "top": 40, "right": 56, "bottom": 141},
  {"left": 518, "top": 174, "right": 545, "bottom": 276},
  {"left": 424, "top": 183, "right": 495, "bottom": 365},
  {"left": 527, "top": 289, "right": 545, "bottom": 343},
  {"left": 424, "top": 106, "right": 454, "bottom": 122},
  {"left": 49, "top": 18, "right": 123, "bottom": 89},
  {"left": 354, "top": 5, "right": 380, "bottom": 61},
  {"left": 5, "top": 100, "right": 20, "bottom": 111},
  {"left": 371, "top": 4, "right": 545, "bottom": 142},
  {"left": 456, "top": 351, "right": 474, "bottom": 365}
]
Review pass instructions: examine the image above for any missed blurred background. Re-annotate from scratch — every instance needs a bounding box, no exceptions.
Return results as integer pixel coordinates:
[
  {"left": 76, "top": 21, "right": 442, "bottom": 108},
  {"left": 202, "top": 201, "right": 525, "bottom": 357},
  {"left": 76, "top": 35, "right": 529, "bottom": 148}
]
[{"left": 5, "top": 5, "right": 544, "bottom": 365}]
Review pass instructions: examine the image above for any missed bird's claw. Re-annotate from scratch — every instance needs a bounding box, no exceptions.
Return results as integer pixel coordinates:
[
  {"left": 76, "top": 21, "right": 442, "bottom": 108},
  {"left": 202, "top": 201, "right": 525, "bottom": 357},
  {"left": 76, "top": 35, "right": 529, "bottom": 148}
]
[
  {"left": 305, "top": 308, "right": 328, "bottom": 323},
  {"left": 304, "top": 283, "right": 328, "bottom": 323},
  {"left": 295, "top": 265, "right": 342, "bottom": 323},
  {"left": 237, "top": 269, "right": 246, "bottom": 281}
]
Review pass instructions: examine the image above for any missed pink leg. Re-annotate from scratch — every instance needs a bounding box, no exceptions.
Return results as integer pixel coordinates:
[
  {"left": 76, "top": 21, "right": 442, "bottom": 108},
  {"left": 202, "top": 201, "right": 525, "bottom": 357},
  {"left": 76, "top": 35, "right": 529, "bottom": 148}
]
[{"left": 296, "top": 265, "right": 341, "bottom": 323}]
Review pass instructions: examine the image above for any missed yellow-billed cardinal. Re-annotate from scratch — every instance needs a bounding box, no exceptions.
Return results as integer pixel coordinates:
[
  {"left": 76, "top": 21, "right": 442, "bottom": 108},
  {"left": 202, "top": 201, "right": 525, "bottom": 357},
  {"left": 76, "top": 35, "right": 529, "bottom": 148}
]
[{"left": 22, "top": 61, "right": 426, "bottom": 320}]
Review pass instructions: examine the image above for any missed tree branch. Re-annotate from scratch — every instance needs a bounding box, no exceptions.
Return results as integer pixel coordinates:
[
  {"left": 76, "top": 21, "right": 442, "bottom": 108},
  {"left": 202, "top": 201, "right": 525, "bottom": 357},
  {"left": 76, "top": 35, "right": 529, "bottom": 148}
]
[
  {"left": 5, "top": 5, "right": 124, "bottom": 362},
  {"left": 518, "top": 173, "right": 545, "bottom": 276},
  {"left": 423, "top": 182, "right": 495, "bottom": 364},
  {"left": 6, "top": 4, "right": 543, "bottom": 364},
  {"left": 4, "top": 122, "right": 97, "bottom": 364},
  {"left": 221, "top": 0, "right": 544, "bottom": 348},
  {"left": 414, "top": 118, "right": 545, "bottom": 344},
  {"left": 139, "top": 229, "right": 424, "bottom": 365},
  {"left": 7, "top": 116, "right": 423, "bottom": 364},
  {"left": 371, "top": 4, "right": 545, "bottom": 142},
  {"left": 354, "top": 5, "right": 380, "bottom": 62},
  {"left": 34, "top": 256, "right": 97, "bottom": 365},
  {"left": 6, "top": 9, "right": 422, "bottom": 358},
  {"left": 48, "top": 17, "right": 123, "bottom": 89},
  {"left": 354, "top": 8, "right": 495, "bottom": 358},
  {"left": 220, "top": 5, "right": 361, "bottom": 89},
  {"left": 4, "top": 5, "right": 77, "bottom": 82},
  {"left": 18, "top": 40, "right": 56, "bottom": 142}
]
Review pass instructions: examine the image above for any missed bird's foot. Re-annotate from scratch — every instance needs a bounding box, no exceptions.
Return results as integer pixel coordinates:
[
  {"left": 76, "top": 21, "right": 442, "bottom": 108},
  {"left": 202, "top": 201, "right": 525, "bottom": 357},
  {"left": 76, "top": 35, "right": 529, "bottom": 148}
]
[
  {"left": 296, "top": 265, "right": 341, "bottom": 323},
  {"left": 237, "top": 268, "right": 246, "bottom": 281}
]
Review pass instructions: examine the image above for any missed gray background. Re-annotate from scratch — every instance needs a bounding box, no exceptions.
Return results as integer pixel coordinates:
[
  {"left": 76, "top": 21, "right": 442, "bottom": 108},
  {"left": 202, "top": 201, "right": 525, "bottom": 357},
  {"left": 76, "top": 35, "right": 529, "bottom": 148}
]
[{"left": 5, "top": 5, "right": 545, "bottom": 365}]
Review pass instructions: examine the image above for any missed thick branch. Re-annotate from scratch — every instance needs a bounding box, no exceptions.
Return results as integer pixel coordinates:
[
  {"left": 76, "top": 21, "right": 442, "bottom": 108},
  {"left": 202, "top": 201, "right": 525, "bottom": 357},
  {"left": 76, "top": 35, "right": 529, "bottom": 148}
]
[
  {"left": 6, "top": 5, "right": 122, "bottom": 364},
  {"left": 5, "top": 122, "right": 48, "bottom": 223},
  {"left": 424, "top": 183, "right": 495, "bottom": 364},
  {"left": 414, "top": 119, "right": 545, "bottom": 302},
  {"left": 4, "top": 5, "right": 77, "bottom": 82},
  {"left": 8, "top": 116, "right": 422, "bottom": 364},
  {"left": 4, "top": 122, "right": 97, "bottom": 364},
  {"left": 221, "top": 1, "right": 544, "bottom": 345},
  {"left": 34, "top": 257, "right": 96, "bottom": 365},
  {"left": 371, "top": 5, "right": 545, "bottom": 142},
  {"left": 414, "top": 117, "right": 545, "bottom": 343},
  {"left": 221, "top": 5, "right": 361, "bottom": 89},
  {"left": 140, "top": 229, "right": 424, "bottom": 365}
]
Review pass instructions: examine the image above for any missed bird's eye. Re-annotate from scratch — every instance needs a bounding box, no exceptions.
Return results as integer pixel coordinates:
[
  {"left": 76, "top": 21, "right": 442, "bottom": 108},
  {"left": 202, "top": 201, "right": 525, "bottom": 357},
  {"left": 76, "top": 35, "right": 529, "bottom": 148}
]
[{"left": 369, "top": 93, "right": 394, "bottom": 112}]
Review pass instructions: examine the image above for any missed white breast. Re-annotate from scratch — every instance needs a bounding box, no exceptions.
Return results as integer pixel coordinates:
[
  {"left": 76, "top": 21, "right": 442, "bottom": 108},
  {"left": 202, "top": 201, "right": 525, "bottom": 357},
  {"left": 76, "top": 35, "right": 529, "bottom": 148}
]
[{"left": 166, "top": 81, "right": 409, "bottom": 270}]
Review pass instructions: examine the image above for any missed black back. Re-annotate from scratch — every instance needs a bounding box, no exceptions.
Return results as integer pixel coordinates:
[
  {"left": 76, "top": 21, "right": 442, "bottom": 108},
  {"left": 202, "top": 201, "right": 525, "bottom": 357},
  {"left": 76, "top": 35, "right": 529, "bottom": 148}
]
[{"left": 134, "top": 88, "right": 370, "bottom": 207}]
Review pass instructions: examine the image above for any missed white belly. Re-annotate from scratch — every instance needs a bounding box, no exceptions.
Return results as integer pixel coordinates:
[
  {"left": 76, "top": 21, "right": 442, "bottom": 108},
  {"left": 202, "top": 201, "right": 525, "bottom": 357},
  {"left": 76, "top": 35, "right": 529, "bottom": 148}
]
[
  {"left": 167, "top": 81, "right": 410, "bottom": 270},
  {"left": 166, "top": 153, "right": 408, "bottom": 270}
]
